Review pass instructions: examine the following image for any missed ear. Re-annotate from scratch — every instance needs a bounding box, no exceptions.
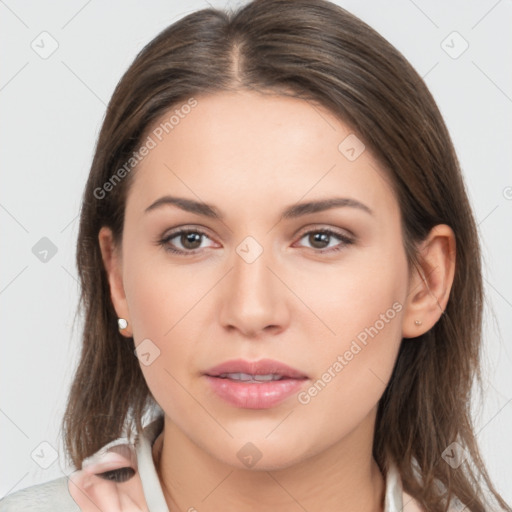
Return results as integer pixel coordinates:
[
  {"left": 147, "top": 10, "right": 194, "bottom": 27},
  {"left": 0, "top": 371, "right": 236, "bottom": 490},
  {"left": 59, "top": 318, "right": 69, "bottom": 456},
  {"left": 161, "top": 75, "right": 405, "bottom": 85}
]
[
  {"left": 98, "top": 226, "right": 133, "bottom": 338},
  {"left": 402, "top": 224, "right": 456, "bottom": 339}
]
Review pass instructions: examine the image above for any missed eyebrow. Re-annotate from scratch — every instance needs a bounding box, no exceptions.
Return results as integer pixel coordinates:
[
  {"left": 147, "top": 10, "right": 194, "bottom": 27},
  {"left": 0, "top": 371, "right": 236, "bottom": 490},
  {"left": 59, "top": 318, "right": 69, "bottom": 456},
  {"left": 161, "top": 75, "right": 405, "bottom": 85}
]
[{"left": 144, "top": 195, "right": 373, "bottom": 219}]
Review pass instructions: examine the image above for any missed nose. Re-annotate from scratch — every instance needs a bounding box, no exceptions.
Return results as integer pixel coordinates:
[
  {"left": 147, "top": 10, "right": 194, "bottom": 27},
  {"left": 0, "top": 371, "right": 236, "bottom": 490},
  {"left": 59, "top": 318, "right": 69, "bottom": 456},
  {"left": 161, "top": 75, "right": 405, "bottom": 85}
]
[{"left": 218, "top": 240, "right": 290, "bottom": 338}]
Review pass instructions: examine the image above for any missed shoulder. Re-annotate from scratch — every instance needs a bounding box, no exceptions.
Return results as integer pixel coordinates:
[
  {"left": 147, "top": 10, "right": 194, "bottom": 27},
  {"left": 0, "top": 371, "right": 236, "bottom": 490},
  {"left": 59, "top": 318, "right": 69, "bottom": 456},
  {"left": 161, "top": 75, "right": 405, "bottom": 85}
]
[
  {"left": 392, "top": 460, "right": 472, "bottom": 512},
  {"left": 402, "top": 490, "right": 426, "bottom": 511},
  {"left": 403, "top": 489, "right": 474, "bottom": 512},
  {"left": 0, "top": 476, "right": 80, "bottom": 511}
]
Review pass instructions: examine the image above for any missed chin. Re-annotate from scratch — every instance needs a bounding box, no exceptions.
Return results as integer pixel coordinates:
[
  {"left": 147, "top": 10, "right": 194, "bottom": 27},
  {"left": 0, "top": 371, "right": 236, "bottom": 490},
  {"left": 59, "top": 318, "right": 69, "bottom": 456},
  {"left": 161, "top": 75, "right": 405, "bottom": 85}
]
[{"left": 215, "top": 436, "right": 312, "bottom": 472}]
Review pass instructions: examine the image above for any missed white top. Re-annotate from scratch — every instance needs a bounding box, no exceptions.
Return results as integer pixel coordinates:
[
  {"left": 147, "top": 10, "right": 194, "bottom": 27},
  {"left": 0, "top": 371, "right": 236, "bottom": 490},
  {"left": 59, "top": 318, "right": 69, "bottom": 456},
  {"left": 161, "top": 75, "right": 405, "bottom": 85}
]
[{"left": 0, "top": 415, "right": 448, "bottom": 511}]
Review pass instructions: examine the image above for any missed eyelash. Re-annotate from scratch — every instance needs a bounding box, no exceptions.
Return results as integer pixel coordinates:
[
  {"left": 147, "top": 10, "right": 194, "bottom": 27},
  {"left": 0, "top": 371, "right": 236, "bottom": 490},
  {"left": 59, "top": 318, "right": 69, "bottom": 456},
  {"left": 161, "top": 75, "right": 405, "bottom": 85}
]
[{"left": 157, "top": 226, "right": 355, "bottom": 256}]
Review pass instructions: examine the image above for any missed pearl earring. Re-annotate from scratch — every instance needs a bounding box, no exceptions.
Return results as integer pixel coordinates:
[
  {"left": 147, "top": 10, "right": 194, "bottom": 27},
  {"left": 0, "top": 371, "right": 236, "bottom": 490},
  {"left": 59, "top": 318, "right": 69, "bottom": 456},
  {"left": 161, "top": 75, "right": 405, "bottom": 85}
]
[
  {"left": 118, "top": 318, "right": 128, "bottom": 330},
  {"left": 414, "top": 320, "right": 422, "bottom": 326}
]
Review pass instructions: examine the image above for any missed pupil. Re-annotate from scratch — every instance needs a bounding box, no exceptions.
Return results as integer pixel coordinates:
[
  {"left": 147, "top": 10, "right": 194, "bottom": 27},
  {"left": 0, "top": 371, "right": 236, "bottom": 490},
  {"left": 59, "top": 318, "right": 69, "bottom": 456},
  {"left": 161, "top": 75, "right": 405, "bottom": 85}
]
[
  {"left": 182, "top": 232, "right": 202, "bottom": 249},
  {"left": 310, "top": 232, "right": 329, "bottom": 248}
]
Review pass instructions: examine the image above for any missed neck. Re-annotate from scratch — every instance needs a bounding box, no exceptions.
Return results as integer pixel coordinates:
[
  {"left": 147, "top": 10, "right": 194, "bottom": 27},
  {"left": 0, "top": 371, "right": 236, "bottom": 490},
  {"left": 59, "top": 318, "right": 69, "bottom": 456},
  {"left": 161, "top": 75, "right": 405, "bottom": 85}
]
[{"left": 152, "top": 408, "right": 385, "bottom": 512}]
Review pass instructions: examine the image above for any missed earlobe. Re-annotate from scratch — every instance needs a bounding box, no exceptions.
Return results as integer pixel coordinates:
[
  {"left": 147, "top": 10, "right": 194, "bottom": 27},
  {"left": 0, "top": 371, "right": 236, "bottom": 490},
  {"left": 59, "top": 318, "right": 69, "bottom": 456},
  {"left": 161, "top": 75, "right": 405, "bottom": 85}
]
[
  {"left": 401, "top": 224, "right": 456, "bottom": 339},
  {"left": 98, "top": 227, "right": 133, "bottom": 337}
]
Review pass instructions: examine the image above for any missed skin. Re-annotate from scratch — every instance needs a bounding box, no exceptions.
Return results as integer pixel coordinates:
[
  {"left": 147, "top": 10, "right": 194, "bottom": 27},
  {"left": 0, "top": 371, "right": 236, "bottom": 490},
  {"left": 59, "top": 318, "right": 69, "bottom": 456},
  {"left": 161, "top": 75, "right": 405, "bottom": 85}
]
[{"left": 99, "top": 90, "right": 456, "bottom": 512}]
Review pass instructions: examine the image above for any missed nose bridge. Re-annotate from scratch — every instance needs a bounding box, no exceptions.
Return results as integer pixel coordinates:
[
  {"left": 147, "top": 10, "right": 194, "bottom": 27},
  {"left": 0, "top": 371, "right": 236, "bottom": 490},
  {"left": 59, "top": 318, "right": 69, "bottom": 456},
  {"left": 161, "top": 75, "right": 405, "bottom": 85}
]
[
  {"left": 231, "top": 234, "right": 273, "bottom": 303},
  {"left": 219, "top": 234, "right": 288, "bottom": 334}
]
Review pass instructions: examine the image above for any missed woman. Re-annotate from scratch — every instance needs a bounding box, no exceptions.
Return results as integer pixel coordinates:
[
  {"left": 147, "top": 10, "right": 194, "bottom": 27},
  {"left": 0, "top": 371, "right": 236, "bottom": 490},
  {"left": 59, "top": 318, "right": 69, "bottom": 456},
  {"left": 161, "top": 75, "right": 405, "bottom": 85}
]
[{"left": 1, "top": 0, "right": 509, "bottom": 510}]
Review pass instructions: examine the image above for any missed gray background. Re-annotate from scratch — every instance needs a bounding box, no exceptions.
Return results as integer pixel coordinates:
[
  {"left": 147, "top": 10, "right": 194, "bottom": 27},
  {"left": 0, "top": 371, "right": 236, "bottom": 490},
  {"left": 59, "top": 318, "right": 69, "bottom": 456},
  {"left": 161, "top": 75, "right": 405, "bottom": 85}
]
[{"left": 1, "top": 0, "right": 511, "bottom": 503}]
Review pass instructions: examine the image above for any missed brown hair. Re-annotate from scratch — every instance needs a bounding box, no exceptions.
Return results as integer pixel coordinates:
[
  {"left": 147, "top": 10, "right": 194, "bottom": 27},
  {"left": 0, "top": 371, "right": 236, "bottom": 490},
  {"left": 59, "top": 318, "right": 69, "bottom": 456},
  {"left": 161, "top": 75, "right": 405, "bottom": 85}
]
[{"left": 62, "top": 1, "right": 510, "bottom": 510}]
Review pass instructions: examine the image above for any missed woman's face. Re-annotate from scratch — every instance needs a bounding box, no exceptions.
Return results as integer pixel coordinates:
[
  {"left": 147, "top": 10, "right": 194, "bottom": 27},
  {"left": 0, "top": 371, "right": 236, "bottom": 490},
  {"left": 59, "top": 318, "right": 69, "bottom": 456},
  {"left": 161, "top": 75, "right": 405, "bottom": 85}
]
[{"left": 105, "top": 90, "right": 411, "bottom": 469}]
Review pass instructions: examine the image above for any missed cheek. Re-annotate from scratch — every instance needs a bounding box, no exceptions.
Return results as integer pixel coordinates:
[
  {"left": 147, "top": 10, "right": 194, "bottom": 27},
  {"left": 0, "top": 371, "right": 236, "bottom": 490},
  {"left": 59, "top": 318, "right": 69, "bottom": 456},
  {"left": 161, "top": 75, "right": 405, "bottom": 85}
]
[
  {"left": 286, "top": 239, "right": 407, "bottom": 358},
  {"left": 123, "top": 242, "right": 210, "bottom": 340},
  {"left": 294, "top": 289, "right": 404, "bottom": 449},
  {"left": 294, "top": 241, "right": 407, "bottom": 412},
  {"left": 121, "top": 245, "right": 214, "bottom": 400},
  {"left": 124, "top": 262, "right": 200, "bottom": 424}
]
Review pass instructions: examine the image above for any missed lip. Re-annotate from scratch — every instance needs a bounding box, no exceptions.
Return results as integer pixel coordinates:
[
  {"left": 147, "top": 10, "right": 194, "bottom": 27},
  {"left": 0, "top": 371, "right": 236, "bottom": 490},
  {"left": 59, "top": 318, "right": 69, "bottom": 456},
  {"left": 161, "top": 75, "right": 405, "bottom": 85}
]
[
  {"left": 205, "top": 358, "right": 308, "bottom": 379},
  {"left": 204, "top": 358, "right": 309, "bottom": 409}
]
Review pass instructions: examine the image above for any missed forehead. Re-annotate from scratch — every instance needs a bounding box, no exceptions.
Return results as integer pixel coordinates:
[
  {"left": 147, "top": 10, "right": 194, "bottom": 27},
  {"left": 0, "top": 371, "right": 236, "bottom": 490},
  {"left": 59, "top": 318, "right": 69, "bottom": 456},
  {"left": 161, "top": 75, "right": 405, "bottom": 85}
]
[{"left": 126, "top": 90, "right": 397, "bottom": 219}]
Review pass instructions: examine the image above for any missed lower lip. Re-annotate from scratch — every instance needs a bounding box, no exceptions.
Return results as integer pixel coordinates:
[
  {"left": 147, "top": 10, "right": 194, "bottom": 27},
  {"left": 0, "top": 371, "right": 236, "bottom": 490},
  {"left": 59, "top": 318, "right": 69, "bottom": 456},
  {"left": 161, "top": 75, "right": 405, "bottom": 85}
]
[{"left": 204, "top": 375, "right": 307, "bottom": 409}]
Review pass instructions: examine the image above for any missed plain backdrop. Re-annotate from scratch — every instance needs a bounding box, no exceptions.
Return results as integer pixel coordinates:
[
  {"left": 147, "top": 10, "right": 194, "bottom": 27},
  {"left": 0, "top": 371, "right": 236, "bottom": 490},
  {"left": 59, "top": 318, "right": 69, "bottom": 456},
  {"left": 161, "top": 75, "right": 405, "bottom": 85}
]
[{"left": 1, "top": 0, "right": 511, "bottom": 503}]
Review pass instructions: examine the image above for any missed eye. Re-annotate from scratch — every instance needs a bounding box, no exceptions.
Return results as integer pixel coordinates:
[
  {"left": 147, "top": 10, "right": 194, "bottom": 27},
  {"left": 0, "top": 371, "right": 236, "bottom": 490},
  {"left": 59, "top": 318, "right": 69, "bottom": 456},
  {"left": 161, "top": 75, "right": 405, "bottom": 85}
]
[
  {"left": 157, "top": 226, "right": 354, "bottom": 256},
  {"left": 294, "top": 228, "right": 354, "bottom": 253},
  {"left": 157, "top": 228, "right": 217, "bottom": 255}
]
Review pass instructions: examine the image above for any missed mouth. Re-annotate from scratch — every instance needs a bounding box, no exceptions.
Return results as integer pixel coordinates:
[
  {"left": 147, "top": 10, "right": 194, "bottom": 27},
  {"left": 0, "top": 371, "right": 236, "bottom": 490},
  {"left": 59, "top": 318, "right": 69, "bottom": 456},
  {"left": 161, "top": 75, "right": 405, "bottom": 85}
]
[
  {"left": 212, "top": 373, "right": 293, "bottom": 382},
  {"left": 204, "top": 358, "right": 308, "bottom": 380},
  {"left": 204, "top": 358, "right": 309, "bottom": 409}
]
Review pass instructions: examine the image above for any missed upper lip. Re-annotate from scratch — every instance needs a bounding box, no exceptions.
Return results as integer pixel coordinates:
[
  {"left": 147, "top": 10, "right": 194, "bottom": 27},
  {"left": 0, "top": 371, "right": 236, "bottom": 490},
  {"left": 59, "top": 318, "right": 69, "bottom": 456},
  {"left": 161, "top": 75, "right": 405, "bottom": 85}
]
[{"left": 205, "top": 358, "right": 308, "bottom": 379}]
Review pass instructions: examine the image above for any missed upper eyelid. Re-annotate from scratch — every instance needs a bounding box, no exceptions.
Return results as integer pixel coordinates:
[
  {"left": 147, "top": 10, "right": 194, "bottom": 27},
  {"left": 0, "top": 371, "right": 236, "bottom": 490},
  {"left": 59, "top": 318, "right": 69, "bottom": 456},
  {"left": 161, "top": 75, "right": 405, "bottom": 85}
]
[
  {"left": 162, "top": 225, "right": 352, "bottom": 238},
  {"left": 162, "top": 226, "right": 215, "bottom": 241},
  {"left": 294, "top": 224, "right": 355, "bottom": 240}
]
